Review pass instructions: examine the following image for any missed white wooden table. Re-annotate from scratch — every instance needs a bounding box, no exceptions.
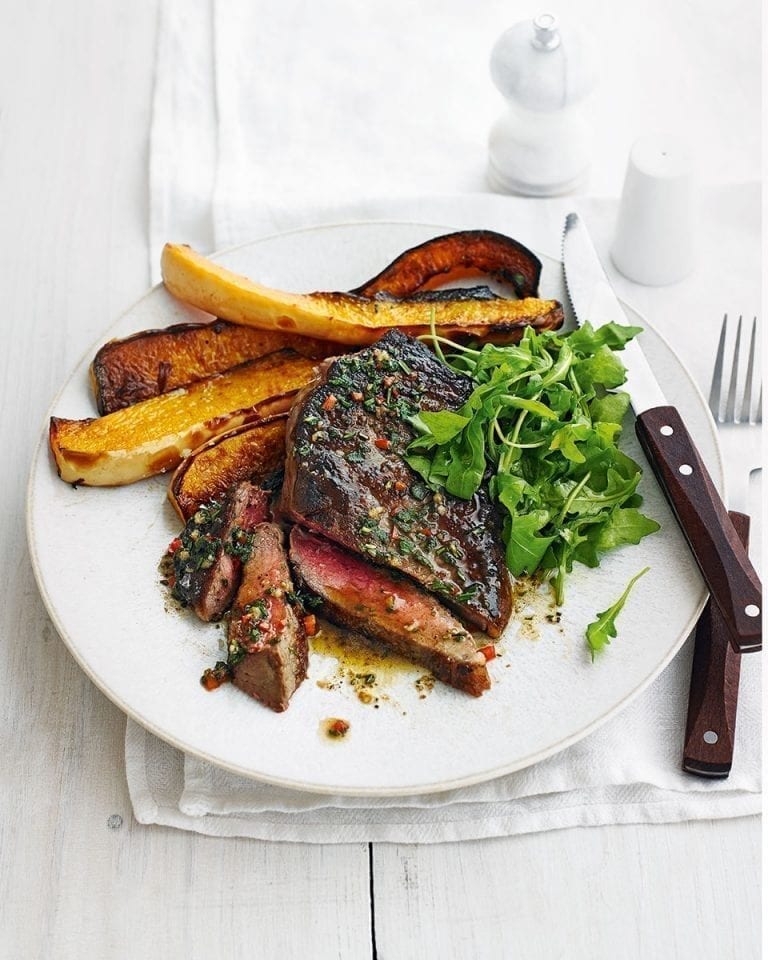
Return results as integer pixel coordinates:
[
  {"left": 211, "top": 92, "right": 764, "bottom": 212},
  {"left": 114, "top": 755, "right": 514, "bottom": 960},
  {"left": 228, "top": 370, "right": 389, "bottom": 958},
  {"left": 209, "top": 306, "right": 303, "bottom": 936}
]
[{"left": 1, "top": 3, "right": 760, "bottom": 958}]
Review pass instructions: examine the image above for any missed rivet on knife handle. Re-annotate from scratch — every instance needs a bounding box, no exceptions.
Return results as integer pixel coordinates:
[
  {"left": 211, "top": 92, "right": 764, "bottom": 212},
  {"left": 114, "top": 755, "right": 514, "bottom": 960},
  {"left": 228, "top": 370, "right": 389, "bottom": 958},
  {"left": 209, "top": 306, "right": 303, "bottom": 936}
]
[
  {"left": 683, "top": 511, "right": 748, "bottom": 778},
  {"left": 635, "top": 406, "right": 762, "bottom": 653}
]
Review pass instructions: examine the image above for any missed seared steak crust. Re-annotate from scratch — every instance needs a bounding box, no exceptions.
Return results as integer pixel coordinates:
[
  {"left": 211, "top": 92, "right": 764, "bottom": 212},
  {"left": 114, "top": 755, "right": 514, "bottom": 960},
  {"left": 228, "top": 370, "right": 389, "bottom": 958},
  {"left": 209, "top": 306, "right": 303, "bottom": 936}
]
[
  {"left": 171, "top": 482, "right": 269, "bottom": 621},
  {"left": 281, "top": 330, "right": 511, "bottom": 636},
  {"left": 229, "top": 523, "right": 308, "bottom": 712},
  {"left": 290, "top": 527, "right": 490, "bottom": 696}
]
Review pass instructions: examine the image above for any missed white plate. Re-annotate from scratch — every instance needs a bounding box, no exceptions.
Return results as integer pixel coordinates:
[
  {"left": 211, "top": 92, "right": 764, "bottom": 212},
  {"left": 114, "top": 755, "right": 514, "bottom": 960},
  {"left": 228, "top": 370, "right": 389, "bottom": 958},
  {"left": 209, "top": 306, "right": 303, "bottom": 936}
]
[{"left": 27, "top": 221, "right": 720, "bottom": 796}]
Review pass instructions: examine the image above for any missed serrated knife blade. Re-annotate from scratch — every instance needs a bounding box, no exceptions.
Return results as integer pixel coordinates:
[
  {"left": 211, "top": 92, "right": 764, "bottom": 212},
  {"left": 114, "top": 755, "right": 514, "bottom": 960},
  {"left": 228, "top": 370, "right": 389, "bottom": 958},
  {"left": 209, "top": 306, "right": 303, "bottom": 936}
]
[
  {"left": 560, "top": 212, "right": 761, "bottom": 654},
  {"left": 562, "top": 212, "right": 666, "bottom": 413}
]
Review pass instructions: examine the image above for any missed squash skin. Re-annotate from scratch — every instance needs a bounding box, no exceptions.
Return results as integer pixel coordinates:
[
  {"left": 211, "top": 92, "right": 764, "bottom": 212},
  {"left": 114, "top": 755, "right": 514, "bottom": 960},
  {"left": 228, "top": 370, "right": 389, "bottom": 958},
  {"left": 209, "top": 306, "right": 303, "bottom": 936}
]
[
  {"left": 161, "top": 243, "right": 563, "bottom": 346},
  {"left": 90, "top": 319, "right": 337, "bottom": 414},
  {"left": 49, "top": 351, "right": 317, "bottom": 486},
  {"left": 168, "top": 416, "right": 287, "bottom": 520},
  {"left": 350, "top": 230, "right": 542, "bottom": 299}
]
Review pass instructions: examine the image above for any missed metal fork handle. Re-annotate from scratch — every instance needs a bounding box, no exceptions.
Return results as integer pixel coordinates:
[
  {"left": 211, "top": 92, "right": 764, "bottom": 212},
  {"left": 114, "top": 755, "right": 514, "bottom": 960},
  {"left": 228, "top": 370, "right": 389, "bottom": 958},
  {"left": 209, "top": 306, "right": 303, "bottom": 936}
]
[
  {"left": 683, "top": 511, "right": 748, "bottom": 778},
  {"left": 636, "top": 406, "right": 762, "bottom": 653},
  {"left": 725, "top": 460, "right": 753, "bottom": 517}
]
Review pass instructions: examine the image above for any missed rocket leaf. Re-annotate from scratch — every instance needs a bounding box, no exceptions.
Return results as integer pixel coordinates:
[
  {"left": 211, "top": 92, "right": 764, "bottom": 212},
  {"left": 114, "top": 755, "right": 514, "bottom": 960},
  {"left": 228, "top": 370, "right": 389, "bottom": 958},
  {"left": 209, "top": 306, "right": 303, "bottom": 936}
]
[
  {"left": 586, "top": 567, "right": 650, "bottom": 659},
  {"left": 407, "top": 320, "right": 660, "bottom": 650}
]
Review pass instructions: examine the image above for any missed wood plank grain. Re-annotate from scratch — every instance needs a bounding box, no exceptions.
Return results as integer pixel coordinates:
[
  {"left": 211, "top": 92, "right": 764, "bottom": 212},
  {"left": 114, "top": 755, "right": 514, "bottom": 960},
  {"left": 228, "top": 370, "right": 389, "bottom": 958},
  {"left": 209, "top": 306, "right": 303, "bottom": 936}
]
[
  {"left": 372, "top": 818, "right": 761, "bottom": 960},
  {"left": 0, "top": 3, "right": 371, "bottom": 958}
]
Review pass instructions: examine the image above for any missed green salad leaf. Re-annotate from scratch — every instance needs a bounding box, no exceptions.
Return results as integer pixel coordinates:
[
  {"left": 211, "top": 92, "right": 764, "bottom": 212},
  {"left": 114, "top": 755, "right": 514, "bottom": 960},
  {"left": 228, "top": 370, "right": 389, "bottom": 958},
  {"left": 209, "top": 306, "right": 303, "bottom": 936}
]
[
  {"left": 586, "top": 567, "right": 650, "bottom": 659},
  {"left": 407, "top": 320, "right": 660, "bottom": 653},
  {"left": 410, "top": 410, "right": 470, "bottom": 444}
]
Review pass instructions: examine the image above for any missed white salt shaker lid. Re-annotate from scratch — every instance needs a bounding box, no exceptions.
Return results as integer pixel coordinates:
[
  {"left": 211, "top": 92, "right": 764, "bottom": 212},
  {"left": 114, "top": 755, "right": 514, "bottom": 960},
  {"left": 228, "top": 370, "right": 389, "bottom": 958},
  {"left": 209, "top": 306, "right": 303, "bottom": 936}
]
[{"left": 610, "top": 136, "right": 696, "bottom": 286}]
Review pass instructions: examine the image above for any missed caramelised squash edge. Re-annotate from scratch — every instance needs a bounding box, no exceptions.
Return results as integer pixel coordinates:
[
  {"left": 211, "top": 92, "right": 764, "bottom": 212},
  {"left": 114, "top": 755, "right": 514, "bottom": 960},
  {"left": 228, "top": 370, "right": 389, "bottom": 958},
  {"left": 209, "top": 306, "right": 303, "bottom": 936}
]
[
  {"left": 168, "top": 415, "right": 288, "bottom": 520},
  {"left": 50, "top": 351, "right": 318, "bottom": 487},
  {"left": 351, "top": 229, "right": 542, "bottom": 299},
  {"left": 161, "top": 243, "right": 563, "bottom": 346}
]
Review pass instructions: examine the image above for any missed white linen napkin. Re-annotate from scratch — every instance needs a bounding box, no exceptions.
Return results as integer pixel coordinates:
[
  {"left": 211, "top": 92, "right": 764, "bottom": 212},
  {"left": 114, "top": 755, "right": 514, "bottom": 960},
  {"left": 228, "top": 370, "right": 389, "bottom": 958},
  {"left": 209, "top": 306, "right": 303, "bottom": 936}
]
[{"left": 128, "top": 0, "right": 761, "bottom": 842}]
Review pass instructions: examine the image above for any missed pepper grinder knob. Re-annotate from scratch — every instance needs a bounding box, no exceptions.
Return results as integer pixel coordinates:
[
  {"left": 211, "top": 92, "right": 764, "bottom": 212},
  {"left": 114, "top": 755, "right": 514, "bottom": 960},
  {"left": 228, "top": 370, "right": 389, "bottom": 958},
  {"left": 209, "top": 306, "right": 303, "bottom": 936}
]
[{"left": 532, "top": 13, "right": 561, "bottom": 51}]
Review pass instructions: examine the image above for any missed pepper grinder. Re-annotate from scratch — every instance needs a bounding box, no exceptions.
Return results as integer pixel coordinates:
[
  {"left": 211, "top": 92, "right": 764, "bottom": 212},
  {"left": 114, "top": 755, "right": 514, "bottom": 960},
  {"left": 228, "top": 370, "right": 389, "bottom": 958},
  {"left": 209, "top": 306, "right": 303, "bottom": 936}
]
[{"left": 488, "top": 13, "right": 597, "bottom": 196}]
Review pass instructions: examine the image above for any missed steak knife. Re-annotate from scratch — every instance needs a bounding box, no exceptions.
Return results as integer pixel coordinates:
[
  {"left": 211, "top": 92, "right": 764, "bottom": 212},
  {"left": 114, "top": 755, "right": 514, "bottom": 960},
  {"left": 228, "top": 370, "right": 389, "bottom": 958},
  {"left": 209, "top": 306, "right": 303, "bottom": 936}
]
[
  {"left": 683, "top": 511, "right": 748, "bottom": 777},
  {"left": 562, "top": 212, "right": 761, "bottom": 654}
]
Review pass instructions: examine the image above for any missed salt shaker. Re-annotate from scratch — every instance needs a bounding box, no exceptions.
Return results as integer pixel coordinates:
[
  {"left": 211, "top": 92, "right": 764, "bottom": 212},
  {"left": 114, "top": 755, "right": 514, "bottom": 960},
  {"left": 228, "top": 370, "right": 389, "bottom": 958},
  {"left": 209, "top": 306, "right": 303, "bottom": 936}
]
[
  {"left": 610, "top": 136, "right": 696, "bottom": 285},
  {"left": 487, "top": 13, "right": 596, "bottom": 196}
]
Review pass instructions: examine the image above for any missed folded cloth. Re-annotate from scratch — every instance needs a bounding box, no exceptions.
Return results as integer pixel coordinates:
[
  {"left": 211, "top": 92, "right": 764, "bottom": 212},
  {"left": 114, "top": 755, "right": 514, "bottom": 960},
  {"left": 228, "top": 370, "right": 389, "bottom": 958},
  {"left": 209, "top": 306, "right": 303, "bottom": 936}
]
[
  {"left": 131, "top": 0, "right": 761, "bottom": 842},
  {"left": 149, "top": 0, "right": 496, "bottom": 273},
  {"left": 127, "top": 718, "right": 759, "bottom": 843}
]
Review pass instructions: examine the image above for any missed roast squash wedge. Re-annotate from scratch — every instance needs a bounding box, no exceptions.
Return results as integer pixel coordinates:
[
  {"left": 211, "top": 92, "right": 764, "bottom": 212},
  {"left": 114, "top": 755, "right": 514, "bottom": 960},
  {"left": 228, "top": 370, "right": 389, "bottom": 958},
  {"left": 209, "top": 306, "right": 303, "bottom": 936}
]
[
  {"left": 50, "top": 351, "right": 317, "bottom": 486},
  {"left": 91, "top": 320, "right": 337, "bottom": 414},
  {"left": 161, "top": 243, "right": 563, "bottom": 346},
  {"left": 351, "top": 230, "right": 542, "bottom": 299},
  {"left": 168, "top": 416, "right": 288, "bottom": 520}
]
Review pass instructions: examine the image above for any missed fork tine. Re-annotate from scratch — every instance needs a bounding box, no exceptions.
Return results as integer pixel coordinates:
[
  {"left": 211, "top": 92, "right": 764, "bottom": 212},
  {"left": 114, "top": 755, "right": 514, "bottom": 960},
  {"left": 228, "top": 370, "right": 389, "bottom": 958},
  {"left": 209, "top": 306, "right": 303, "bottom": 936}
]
[
  {"left": 724, "top": 315, "right": 742, "bottom": 422},
  {"left": 709, "top": 313, "right": 728, "bottom": 420},
  {"left": 757, "top": 383, "right": 763, "bottom": 425},
  {"left": 739, "top": 317, "right": 757, "bottom": 423}
]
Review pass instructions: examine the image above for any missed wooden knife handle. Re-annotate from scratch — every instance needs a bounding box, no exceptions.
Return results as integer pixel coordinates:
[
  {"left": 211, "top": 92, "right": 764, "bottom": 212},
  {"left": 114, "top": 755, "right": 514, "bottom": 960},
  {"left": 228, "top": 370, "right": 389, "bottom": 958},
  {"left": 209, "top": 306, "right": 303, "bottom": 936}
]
[
  {"left": 635, "top": 406, "right": 762, "bottom": 653},
  {"left": 683, "top": 511, "right": 749, "bottom": 778}
]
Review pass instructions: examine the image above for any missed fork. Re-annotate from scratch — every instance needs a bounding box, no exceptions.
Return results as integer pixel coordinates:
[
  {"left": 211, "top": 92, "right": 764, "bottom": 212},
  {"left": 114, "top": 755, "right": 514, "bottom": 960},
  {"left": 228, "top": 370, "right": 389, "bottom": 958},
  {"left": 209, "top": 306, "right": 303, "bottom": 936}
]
[
  {"left": 683, "top": 314, "right": 762, "bottom": 777},
  {"left": 707, "top": 314, "right": 762, "bottom": 512}
]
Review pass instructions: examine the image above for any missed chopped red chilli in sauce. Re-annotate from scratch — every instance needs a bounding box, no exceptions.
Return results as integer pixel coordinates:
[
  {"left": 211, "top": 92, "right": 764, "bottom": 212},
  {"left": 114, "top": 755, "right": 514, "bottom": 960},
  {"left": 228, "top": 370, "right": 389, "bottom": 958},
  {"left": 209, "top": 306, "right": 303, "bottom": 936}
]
[
  {"left": 200, "top": 662, "right": 232, "bottom": 690},
  {"left": 323, "top": 717, "right": 350, "bottom": 739}
]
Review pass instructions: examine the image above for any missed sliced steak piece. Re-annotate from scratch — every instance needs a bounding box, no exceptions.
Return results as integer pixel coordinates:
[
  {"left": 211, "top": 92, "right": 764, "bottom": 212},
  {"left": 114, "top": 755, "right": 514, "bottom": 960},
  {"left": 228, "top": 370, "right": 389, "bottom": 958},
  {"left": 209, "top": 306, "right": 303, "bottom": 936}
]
[
  {"left": 228, "top": 524, "right": 308, "bottom": 712},
  {"left": 281, "top": 329, "right": 511, "bottom": 637},
  {"left": 290, "top": 527, "right": 490, "bottom": 697},
  {"left": 171, "top": 481, "right": 269, "bottom": 621}
]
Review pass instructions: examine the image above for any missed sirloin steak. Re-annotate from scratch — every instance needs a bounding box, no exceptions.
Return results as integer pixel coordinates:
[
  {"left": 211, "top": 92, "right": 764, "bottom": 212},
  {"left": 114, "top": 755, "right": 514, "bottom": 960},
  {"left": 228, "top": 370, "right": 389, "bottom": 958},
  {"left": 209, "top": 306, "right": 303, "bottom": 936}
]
[
  {"left": 281, "top": 330, "right": 511, "bottom": 636},
  {"left": 228, "top": 523, "right": 308, "bottom": 712},
  {"left": 290, "top": 527, "right": 490, "bottom": 696},
  {"left": 171, "top": 481, "right": 270, "bottom": 621}
]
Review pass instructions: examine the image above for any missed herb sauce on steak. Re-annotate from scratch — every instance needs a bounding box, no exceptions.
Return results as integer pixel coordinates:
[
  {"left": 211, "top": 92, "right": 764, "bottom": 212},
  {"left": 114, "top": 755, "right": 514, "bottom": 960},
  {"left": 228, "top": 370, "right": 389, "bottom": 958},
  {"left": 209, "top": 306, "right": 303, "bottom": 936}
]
[
  {"left": 281, "top": 330, "right": 511, "bottom": 636},
  {"left": 290, "top": 527, "right": 490, "bottom": 696},
  {"left": 228, "top": 523, "right": 308, "bottom": 712},
  {"left": 170, "top": 481, "right": 269, "bottom": 621}
]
